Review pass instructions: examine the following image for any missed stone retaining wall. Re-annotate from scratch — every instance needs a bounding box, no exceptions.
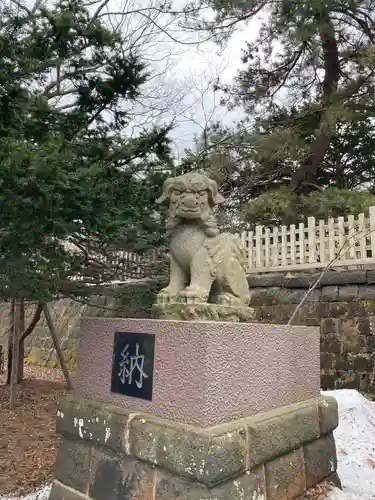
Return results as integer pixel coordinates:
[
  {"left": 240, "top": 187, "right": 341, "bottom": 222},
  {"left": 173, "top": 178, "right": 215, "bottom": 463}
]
[
  {"left": 248, "top": 269, "right": 375, "bottom": 395},
  {"left": 1, "top": 270, "right": 374, "bottom": 394}
]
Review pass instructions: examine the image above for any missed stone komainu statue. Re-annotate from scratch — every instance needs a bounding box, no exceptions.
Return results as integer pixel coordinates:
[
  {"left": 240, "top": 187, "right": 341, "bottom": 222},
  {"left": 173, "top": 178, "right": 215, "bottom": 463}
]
[{"left": 155, "top": 172, "right": 250, "bottom": 306}]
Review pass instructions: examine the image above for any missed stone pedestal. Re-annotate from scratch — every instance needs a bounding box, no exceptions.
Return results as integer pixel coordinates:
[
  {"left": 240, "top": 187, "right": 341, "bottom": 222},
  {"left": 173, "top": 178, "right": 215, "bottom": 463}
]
[
  {"left": 49, "top": 318, "right": 340, "bottom": 499},
  {"left": 151, "top": 302, "right": 256, "bottom": 323}
]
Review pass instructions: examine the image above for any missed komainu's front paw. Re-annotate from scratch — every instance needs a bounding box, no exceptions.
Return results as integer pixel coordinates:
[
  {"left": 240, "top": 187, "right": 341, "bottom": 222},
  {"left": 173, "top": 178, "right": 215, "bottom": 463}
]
[
  {"left": 177, "top": 286, "right": 209, "bottom": 304},
  {"left": 215, "top": 293, "right": 239, "bottom": 306},
  {"left": 156, "top": 287, "right": 178, "bottom": 304}
]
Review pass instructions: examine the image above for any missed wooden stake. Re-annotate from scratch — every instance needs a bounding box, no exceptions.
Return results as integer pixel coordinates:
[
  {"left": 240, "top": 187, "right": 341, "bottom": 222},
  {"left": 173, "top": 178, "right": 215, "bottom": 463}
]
[
  {"left": 42, "top": 302, "right": 73, "bottom": 390},
  {"left": 18, "top": 298, "right": 25, "bottom": 383},
  {"left": 6, "top": 299, "right": 15, "bottom": 385}
]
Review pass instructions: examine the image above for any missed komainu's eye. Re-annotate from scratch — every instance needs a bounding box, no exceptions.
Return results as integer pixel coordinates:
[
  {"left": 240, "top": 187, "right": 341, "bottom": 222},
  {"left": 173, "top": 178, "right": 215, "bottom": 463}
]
[
  {"left": 198, "top": 190, "right": 206, "bottom": 196},
  {"left": 174, "top": 189, "right": 181, "bottom": 195}
]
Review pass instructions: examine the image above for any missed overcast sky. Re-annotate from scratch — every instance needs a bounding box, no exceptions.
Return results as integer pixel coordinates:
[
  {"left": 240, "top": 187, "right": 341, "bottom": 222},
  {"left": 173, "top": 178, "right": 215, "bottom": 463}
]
[
  {"left": 16, "top": 0, "right": 262, "bottom": 157},
  {"left": 99, "top": 0, "right": 263, "bottom": 158}
]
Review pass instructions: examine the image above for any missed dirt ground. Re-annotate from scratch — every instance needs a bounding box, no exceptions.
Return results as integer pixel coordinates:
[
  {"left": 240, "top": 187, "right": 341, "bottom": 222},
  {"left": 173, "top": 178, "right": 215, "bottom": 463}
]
[{"left": 0, "top": 366, "right": 68, "bottom": 497}]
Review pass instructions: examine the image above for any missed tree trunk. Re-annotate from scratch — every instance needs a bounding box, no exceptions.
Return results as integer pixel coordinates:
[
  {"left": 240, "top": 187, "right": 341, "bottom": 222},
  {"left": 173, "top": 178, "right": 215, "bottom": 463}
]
[
  {"left": 7, "top": 299, "right": 39, "bottom": 384},
  {"left": 290, "top": 9, "right": 340, "bottom": 191},
  {"left": 9, "top": 299, "right": 22, "bottom": 409},
  {"left": 42, "top": 302, "right": 73, "bottom": 390},
  {"left": 17, "top": 299, "right": 25, "bottom": 382}
]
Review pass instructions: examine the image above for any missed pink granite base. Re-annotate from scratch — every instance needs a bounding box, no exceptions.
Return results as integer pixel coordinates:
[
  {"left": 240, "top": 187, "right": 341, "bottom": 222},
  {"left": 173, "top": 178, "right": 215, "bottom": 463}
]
[{"left": 75, "top": 318, "right": 320, "bottom": 427}]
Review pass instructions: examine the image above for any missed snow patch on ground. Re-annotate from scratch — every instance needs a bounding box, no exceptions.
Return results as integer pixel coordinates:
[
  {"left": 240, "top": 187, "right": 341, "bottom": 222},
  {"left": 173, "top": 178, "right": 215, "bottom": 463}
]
[
  {"left": 2, "top": 390, "right": 375, "bottom": 500},
  {"left": 0, "top": 484, "right": 51, "bottom": 500},
  {"left": 325, "top": 389, "right": 375, "bottom": 499}
]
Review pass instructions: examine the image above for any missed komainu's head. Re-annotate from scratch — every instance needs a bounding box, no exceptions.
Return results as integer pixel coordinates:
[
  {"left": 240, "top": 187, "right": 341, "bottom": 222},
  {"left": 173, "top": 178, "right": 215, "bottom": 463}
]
[
  {"left": 156, "top": 172, "right": 225, "bottom": 235},
  {"left": 156, "top": 172, "right": 224, "bottom": 217}
]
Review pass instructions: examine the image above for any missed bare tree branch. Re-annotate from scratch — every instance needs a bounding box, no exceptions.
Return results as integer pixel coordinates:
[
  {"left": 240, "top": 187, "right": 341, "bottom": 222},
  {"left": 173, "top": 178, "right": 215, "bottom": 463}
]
[{"left": 288, "top": 227, "right": 374, "bottom": 325}]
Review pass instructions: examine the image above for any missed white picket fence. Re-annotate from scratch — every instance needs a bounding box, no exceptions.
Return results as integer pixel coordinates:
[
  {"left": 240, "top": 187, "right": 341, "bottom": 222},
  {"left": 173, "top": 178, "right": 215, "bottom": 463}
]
[
  {"left": 241, "top": 206, "right": 375, "bottom": 273},
  {"left": 66, "top": 206, "right": 375, "bottom": 279}
]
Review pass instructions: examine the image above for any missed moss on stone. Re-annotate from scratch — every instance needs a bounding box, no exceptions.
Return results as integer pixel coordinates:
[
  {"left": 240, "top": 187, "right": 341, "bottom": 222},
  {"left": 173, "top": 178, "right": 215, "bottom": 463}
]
[{"left": 56, "top": 393, "right": 338, "bottom": 489}]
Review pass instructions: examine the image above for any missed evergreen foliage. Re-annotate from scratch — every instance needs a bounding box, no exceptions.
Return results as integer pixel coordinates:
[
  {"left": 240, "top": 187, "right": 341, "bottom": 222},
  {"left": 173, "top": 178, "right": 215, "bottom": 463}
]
[
  {"left": 0, "top": 0, "right": 172, "bottom": 300},
  {"left": 182, "top": 0, "right": 375, "bottom": 224}
]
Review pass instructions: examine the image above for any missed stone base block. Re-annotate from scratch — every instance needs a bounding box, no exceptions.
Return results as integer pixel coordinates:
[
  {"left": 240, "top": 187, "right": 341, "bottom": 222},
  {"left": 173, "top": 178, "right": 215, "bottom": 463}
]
[
  {"left": 50, "top": 393, "right": 339, "bottom": 500},
  {"left": 76, "top": 318, "right": 320, "bottom": 426}
]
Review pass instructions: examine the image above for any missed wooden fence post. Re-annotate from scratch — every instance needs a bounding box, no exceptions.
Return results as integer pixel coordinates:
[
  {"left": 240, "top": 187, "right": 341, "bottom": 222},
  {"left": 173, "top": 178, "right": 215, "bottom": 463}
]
[
  {"left": 307, "top": 216, "right": 316, "bottom": 263},
  {"left": 369, "top": 206, "right": 375, "bottom": 258}
]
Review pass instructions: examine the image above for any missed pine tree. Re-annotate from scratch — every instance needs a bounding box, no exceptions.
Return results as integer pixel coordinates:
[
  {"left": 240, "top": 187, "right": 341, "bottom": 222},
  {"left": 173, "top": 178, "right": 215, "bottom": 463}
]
[
  {"left": 0, "top": 0, "right": 173, "bottom": 302},
  {"left": 188, "top": 0, "right": 375, "bottom": 193}
]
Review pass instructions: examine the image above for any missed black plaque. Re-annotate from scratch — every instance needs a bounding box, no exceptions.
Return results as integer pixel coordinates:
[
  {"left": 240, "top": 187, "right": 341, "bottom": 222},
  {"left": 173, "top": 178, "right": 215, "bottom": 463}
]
[{"left": 110, "top": 331, "right": 155, "bottom": 401}]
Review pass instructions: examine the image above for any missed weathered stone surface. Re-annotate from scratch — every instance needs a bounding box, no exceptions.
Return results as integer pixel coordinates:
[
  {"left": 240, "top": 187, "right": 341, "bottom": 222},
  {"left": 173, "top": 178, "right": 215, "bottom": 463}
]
[
  {"left": 128, "top": 415, "right": 247, "bottom": 486},
  {"left": 265, "top": 448, "right": 306, "bottom": 500},
  {"left": 89, "top": 450, "right": 154, "bottom": 500},
  {"left": 305, "top": 316, "right": 321, "bottom": 326},
  {"left": 129, "top": 416, "right": 208, "bottom": 481},
  {"left": 335, "top": 371, "right": 361, "bottom": 390},
  {"left": 246, "top": 401, "right": 320, "bottom": 468},
  {"left": 203, "top": 429, "right": 248, "bottom": 485},
  {"left": 247, "top": 274, "right": 283, "bottom": 288},
  {"left": 320, "top": 353, "right": 337, "bottom": 370},
  {"left": 288, "top": 289, "right": 309, "bottom": 303},
  {"left": 302, "top": 289, "right": 322, "bottom": 303},
  {"left": 154, "top": 467, "right": 266, "bottom": 500},
  {"left": 249, "top": 287, "right": 286, "bottom": 306},
  {"left": 325, "top": 301, "right": 348, "bottom": 318},
  {"left": 54, "top": 438, "right": 92, "bottom": 493},
  {"left": 89, "top": 450, "right": 124, "bottom": 500},
  {"left": 321, "top": 286, "right": 339, "bottom": 301},
  {"left": 321, "top": 373, "right": 335, "bottom": 390},
  {"left": 252, "top": 304, "right": 295, "bottom": 323},
  {"left": 365, "top": 335, "right": 375, "bottom": 351},
  {"left": 151, "top": 302, "right": 255, "bottom": 322},
  {"left": 346, "top": 301, "right": 370, "bottom": 317},
  {"left": 304, "top": 434, "right": 337, "bottom": 488},
  {"left": 355, "top": 316, "right": 375, "bottom": 336},
  {"left": 320, "top": 271, "right": 367, "bottom": 286},
  {"left": 50, "top": 392, "right": 341, "bottom": 500},
  {"left": 340, "top": 318, "right": 362, "bottom": 354},
  {"left": 338, "top": 285, "right": 359, "bottom": 300},
  {"left": 335, "top": 355, "right": 355, "bottom": 371},
  {"left": 54, "top": 394, "right": 337, "bottom": 492},
  {"left": 320, "top": 335, "right": 341, "bottom": 354},
  {"left": 366, "top": 270, "right": 375, "bottom": 284},
  {"left": 318, "top": 396, "right": 339, "bottom": 436},
  {"left": 283, "top": 274, "right": 315, "bottom": 288},
  {"left": 321, "top": 318, "right": 340, "bottom": 335},
  {"left": 49, "top": 481, "right": 88, "bottom": 500},
  {"left": 358, "top": 285, "right": 375, "bottom": 299},
  {"left": 155, "top": 172, "right": 250, "bottom": 309},
  {"left": 56, "top": 394, "right": 132, "bottom": 453},
  {"left": 352, "top": 354, "right": 373, "bottom": 371}
]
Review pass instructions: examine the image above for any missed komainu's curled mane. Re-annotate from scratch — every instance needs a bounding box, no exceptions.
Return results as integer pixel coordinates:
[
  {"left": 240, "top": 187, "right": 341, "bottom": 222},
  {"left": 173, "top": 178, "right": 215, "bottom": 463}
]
[{"left": 155, "top": 172, "right": 250, "bottom": 306}]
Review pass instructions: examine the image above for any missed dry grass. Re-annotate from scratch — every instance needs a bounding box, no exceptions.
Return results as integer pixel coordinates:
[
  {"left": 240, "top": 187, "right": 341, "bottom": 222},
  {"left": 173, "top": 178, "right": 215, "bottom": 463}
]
[
  {"left": 0, "top": 367, "right": 68, "bottom": 497},
  {"left": 305, "top": 480, "right": 335, "bottom": 499}
]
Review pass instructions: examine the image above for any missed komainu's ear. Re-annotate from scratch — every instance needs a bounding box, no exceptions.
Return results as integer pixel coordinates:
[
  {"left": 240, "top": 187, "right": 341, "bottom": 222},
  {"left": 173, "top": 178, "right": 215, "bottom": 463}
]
[
  {"left": 156, "top": 177, "right": 175, "bottom": 204},
  {"left": 207, "top": 178, "right": 225, "bottom": 205}
]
